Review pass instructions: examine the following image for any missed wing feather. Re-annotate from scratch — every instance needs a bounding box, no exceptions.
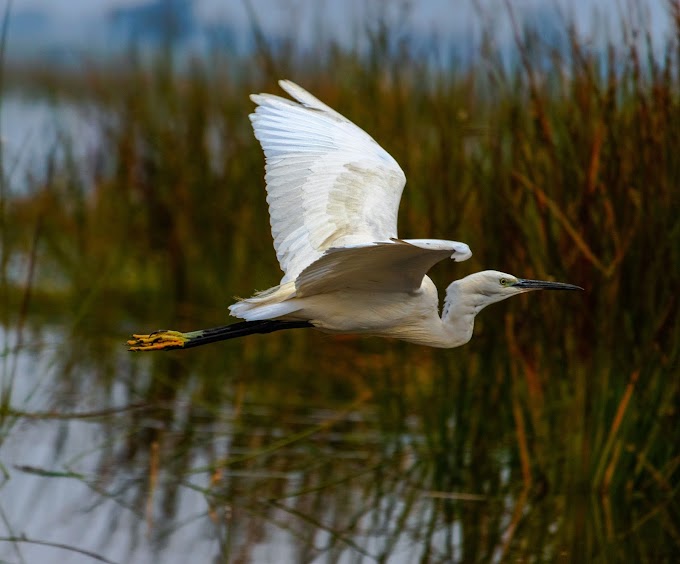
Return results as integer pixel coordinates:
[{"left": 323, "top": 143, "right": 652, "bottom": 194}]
[
  {"left": 295, "top": 239, "right": 472, "bottom": 297},
  {"left": 250, "top": 80, "right": 407, "bottom": 283}
]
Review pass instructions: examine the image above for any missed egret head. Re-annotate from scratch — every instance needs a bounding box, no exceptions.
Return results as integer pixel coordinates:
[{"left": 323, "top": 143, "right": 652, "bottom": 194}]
[{"left": 451, "top": 270, "right": 583, "bottom": 311}]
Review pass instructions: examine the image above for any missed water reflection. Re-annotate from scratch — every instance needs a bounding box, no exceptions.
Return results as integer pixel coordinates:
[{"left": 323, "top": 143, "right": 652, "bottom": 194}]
[
  {"left": 1, "top": 96, "right": 100, "bottom": 191},
  {"left": 1, "top": 327, "right": 673, "bottom": 564}
]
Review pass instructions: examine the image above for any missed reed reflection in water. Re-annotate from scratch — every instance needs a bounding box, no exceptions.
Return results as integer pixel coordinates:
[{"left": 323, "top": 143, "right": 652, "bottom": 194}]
[{"left": 0, "top": 325, "right": 673, "bottom": 563}]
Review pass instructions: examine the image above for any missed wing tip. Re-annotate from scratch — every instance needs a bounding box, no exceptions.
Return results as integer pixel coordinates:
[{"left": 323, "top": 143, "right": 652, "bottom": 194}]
[
  {"left": 278, "top": 78, "right": 296, "bottom": 90},
  {"left": 396, "top": 238, "right": 473, "bottom": 262},
  {"left": 452, "top": 243, "right": 472, "bottom": 262},
  {"left": 278, "top": 79, "right": 307, "bottom": 100},
  {"left": 247, "top": 81, "right": 306, "bottom": 107}
]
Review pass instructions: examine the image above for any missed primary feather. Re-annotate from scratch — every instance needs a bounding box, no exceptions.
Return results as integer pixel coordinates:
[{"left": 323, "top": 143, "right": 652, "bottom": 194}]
[{"left": 250, "top": 79, "right": 407, "bottom": 283}]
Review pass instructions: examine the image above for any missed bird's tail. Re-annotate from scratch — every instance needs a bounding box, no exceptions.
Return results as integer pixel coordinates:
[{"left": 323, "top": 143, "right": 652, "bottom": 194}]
[{"left": 229, "top": 281, "right": 301, "bottom": 321}]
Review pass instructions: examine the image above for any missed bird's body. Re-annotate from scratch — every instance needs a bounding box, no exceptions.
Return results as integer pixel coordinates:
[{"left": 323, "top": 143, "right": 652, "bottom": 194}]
[
  {"left": 238, "top": 274, "right": 452, "bottom": 347},
  {"left": 128, "top": 81, "right": 581, "bottom": 352},
  {"left": 228, "top": 238, "right": 473, "bottom": 348}
]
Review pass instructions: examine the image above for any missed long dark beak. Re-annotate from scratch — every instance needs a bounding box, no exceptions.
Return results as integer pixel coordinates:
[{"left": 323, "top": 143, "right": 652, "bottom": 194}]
[{"left": 515, "top": 279, "right": 584, "bottom": 291}]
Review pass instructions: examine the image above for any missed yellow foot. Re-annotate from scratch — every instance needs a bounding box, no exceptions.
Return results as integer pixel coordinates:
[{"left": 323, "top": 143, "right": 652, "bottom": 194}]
[{"left": 128, "top": 330, "right": 189, "bottom": 351}]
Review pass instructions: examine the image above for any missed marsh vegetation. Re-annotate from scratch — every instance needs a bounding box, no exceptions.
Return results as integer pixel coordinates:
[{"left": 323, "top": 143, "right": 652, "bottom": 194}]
[{"left": 1, "top": 4, "right": 679, "bottom": 562}]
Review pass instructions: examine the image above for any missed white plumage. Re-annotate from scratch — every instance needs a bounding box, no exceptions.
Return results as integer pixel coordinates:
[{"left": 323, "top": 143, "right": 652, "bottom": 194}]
[
  {"left": 249, "top": 80, "right": 410, "bottom": 283},
  {"left": 128, "top": 80, "right": 581, "bottom": 352},
  {"left": 229, "top": 80, "right": 478, "bottom": 341}
]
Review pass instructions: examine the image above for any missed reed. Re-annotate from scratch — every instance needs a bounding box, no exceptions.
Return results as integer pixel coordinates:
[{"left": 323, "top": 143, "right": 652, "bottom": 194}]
[{"left": 1, "top": 5, "right": 679, "bottom": 561}]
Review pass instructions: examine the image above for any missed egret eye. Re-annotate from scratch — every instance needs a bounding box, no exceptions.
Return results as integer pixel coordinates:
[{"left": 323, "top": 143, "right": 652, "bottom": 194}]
[{"left": 500, "top": 278, "right": 509, "bottom": 286}]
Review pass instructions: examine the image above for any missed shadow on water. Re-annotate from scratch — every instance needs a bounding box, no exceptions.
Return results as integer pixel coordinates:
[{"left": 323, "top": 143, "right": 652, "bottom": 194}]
[{"left": 1, "top": 7, "right": 680, "bottom": 563}]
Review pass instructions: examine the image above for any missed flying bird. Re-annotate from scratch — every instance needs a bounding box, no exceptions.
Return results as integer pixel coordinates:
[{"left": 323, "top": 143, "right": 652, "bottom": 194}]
[{"left": 128, "top": 80, "right": 581, "bottom": 351}]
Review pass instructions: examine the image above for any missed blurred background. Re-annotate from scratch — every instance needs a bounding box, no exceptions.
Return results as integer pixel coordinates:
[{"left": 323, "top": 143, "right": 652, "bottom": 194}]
[{"left": 1, "top": 0, "right": 679, "bottom": 562}]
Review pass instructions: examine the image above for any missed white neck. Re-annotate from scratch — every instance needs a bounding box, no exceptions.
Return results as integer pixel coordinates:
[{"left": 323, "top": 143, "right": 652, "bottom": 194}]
[{"left": 438, "top": 280, "right": 487, "bottom": 348}]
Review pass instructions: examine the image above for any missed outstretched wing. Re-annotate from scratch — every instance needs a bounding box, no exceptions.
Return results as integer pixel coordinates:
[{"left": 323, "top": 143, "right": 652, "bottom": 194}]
[
  {"left": 250, "top": 80, "right": 407, "bottom": 284},
  {"left": 295, "top": 239, "right": 472, "bottom": 297}
]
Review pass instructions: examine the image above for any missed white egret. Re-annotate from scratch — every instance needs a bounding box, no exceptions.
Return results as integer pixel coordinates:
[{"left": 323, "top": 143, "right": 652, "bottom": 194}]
[{"left": 128, "top": 80, "right": 581, "bottom": 351}]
